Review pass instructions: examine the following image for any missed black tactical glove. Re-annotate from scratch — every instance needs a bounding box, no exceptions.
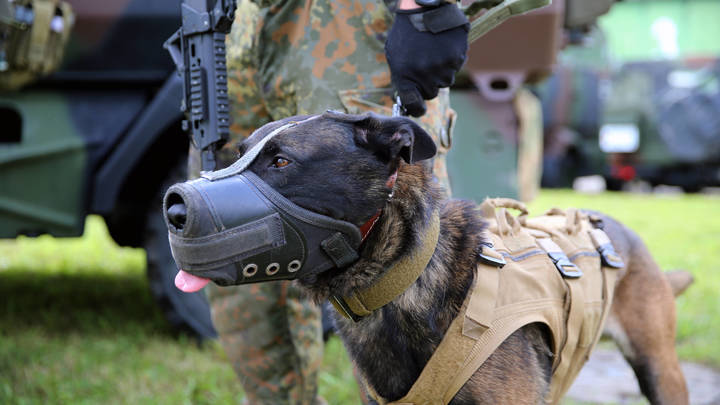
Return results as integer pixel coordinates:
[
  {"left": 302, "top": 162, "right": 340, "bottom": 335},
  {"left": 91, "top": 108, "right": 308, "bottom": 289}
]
[{"left": 385, "top": 4, "right": 469, "bottom": 117}]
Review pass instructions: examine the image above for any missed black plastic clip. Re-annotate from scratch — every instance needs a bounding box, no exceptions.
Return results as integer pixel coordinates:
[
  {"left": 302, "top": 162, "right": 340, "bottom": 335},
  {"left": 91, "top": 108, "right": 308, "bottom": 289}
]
[
  {"left": 329, "top": 296, "right": 365, "bottom": 323},
  {"left": 589, "top": 229, "right": 625, "bottom": 269},
  {"left": 596, "top": 243, "right": 625, "bottom": 269},
  {"left": 537, "top": 238, "right": 583, "bottom": 279},
  {"left": 478, "top": 245, "right": 506, "bottom": 268},
  {"left": 547, "top": 251, "right": 583, "bottom": 278}
]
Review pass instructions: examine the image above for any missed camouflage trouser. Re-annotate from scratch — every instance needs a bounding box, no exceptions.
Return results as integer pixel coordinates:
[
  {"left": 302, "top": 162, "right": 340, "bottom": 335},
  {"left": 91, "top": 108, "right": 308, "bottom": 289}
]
[{"left": 193, "top": 0, "right": 458, "bottom": 404}]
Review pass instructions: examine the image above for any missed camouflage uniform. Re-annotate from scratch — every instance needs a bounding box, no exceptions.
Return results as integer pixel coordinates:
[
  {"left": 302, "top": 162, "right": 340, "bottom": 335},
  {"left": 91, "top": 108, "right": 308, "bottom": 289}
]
[{"left": 191, "top": 0, "right": 458, "bottom": 404}]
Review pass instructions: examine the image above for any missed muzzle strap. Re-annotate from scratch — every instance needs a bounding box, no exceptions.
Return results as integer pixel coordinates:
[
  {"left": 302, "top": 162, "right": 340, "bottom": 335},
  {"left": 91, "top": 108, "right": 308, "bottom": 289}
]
[
  {"left": 202, "top": 115, "right": 321, "bottom": 182},
  {"left": 321, "top": 233, "right": 360, "bottom": 268},
  {"left": 169, "top": 213, "right": 285, "bottom": 272}
]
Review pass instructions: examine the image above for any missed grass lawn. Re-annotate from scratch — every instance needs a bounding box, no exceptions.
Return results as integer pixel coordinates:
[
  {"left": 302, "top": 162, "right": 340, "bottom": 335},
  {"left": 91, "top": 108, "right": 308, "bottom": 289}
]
[{"left": 0, "top": 190, "right": 718, "bottom": 404}]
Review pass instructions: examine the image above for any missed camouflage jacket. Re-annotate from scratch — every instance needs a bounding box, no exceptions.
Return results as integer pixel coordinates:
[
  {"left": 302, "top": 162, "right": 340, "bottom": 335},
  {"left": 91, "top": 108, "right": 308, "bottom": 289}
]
[{"left": 224, "top": 0, "right": 456, "bottom": 186}]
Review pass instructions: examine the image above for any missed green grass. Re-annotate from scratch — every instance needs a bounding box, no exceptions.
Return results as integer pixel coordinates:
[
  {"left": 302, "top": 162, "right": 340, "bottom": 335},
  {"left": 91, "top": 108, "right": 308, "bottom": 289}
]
[{"left": 0, "top": 190, "right": 718, "bottom": 404}]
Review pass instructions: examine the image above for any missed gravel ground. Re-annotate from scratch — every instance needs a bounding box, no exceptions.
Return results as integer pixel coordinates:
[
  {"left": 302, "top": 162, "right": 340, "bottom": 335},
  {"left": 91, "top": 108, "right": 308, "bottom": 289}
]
[{"left": 566, "top": 348, "right": 720, "bottom": 404}]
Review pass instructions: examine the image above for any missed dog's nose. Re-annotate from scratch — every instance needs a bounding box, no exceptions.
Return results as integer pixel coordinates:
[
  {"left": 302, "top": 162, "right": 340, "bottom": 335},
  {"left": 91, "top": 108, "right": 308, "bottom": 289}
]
[{"left": 167, "top": 203, "right": 187, "bottom": 230}]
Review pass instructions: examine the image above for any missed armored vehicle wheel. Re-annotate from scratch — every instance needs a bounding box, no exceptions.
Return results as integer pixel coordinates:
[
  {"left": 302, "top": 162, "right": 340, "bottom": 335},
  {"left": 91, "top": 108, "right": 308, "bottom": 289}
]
[{"left": 143, "top": 163, "right": 217, "bottom": 340}]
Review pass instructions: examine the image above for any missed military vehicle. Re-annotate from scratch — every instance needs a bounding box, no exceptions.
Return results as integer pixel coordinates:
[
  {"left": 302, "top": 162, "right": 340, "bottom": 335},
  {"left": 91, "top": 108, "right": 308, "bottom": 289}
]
[
  {"left": 0, "top": 0, "right": 215, "bottom": 338},
  {"left": 600, "top": 58, "right": 720, "bottom": 191},
  {"left": 537, "top": 0, "right": 720, "bottom": 190}
]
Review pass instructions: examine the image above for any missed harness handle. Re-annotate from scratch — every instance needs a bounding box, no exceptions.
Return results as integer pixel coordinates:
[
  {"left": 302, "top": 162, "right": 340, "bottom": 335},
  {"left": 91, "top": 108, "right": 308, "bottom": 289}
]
[
  {"left": 480, "top": 198, "right": 529, "bottom": 237},
  {"left": 544, "top": 207, "right": 584, "bottom": 236},
  {"left": 480, "top": 198, "right": 528, "bottom": 218}
]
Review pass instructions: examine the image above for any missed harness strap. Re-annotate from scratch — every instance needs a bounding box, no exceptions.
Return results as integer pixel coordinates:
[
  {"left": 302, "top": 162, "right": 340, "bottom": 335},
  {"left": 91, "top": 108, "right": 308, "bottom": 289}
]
[
  {"left": 331, "top": 212, "right": 440, "bottom": 321},
  {"left": 388, "top": 256, "right": 565, "bottom": 405},
  {"left": 589, "top": 228, "right": 625, "bottom": 269},
  {"left": 548, "top": 277, "right": 585, "bottom": 400}
]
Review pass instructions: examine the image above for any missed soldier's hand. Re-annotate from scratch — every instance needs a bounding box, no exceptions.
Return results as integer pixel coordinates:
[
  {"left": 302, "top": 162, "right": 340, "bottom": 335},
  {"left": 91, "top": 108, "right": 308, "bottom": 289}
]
[{"left": 385, "top": 3, "right": 469, "bottom": 117}]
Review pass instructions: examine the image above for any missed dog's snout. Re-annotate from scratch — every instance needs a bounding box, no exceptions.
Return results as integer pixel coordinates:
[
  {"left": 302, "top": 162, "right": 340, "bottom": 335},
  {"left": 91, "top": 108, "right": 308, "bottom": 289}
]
[
  {"left": 165, "top": 192, "right": 188, "bottom": 230},
  {"left": 167, "top": 203, "right": 187, "bottom": 229}
]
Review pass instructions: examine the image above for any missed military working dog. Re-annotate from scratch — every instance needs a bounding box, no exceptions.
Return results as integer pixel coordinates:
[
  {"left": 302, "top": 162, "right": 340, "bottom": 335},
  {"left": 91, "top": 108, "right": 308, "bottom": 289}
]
[{"left": 175, "top": 111, "right": 689, "bottom": 404}]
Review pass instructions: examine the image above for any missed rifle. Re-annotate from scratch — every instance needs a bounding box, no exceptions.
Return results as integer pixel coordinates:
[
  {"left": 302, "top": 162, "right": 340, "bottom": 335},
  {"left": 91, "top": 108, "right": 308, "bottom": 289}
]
[{"left": 165, "top": 0, "right": 237, "bottom": 172}]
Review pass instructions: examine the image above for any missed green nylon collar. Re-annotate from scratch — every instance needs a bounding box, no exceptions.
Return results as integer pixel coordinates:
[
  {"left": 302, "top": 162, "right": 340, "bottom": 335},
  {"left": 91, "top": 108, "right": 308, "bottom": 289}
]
[{"left": 330, "top": 211, "right": 441, "bottom": 322}]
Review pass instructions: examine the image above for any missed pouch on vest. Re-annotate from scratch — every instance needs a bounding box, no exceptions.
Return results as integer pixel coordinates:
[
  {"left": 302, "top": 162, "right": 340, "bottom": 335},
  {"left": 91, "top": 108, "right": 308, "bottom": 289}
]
[{"left": 0, "top": 0, "right": 74, "bottom": 90}]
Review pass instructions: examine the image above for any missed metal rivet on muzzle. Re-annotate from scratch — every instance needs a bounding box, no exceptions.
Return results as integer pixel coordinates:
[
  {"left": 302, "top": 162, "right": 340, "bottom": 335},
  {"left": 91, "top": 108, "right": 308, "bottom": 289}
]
[
  {"left": 266, "top": 263, "right": 280, "bottom": 275},
  {"left": 243, "top": 263, "right": 258, "bottom": 277},
  {"left": 288, "top": 260, "right": 301, "bottom": 273}
]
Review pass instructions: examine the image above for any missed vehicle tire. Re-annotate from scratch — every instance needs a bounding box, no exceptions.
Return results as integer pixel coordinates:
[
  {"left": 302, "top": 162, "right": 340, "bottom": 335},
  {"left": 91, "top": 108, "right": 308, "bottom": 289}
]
[{"left": 143, "top": 163, "right": 217, "bottom": 340}]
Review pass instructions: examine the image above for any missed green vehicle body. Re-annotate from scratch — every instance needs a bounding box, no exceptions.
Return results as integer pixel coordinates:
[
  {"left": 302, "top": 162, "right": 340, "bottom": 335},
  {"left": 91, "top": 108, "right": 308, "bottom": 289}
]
[
  {"left": 0, "top": 0, "right": 215, "bottom": 338},
  {"left": 1, "top": 0, "right": 186, "bottom": 238},
  {"left": 1, "top": 91, "right": 85, "bottom": 236},
  {"left": 600, "top": 59, "right": 720, "bottom": 189}
]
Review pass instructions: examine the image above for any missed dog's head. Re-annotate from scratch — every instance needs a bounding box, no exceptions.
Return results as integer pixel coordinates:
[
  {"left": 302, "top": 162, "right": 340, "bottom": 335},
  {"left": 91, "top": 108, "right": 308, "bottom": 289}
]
[
  {"left": 166, "top": 111, "right": 437, "bottom": 291},
  {"left": 238, "top": 111, "right": 436, "bottom": 226}
]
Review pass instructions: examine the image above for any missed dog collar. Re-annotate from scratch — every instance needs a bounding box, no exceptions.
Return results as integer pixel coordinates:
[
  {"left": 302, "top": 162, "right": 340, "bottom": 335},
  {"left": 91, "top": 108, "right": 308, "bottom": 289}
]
[
  {"left": 330, "top": 210, "right": 440, "bottom": 322},
  {"left": 359, "top": 210, "right": 382, "bottom": 242},
  {"left": 358, "top": 170, "right": 399, "bottom": 242}
]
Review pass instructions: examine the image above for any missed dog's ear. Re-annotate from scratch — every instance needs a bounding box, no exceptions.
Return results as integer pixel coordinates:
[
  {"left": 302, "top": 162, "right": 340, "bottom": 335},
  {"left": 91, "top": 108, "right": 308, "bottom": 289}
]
[{"left": 324, "top": 110, "right": 436, "bottom": 164}]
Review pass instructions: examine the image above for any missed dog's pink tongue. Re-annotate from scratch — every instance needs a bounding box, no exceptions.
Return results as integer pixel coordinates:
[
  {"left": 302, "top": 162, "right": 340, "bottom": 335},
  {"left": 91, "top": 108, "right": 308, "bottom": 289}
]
[{"left": 175, "top": 270, "right": 210, "bottom": 293}]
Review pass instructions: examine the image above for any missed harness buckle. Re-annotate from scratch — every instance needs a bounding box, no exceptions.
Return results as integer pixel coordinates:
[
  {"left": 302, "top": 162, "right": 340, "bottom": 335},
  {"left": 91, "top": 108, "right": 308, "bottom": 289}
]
[
  {"left": 547, "top": 251, "right": 583, "bottom": 279},
  {"left": 478, "top": 244, "right": 506, "bottom": 268},
  {"left": 589, "top": 229, "right": 625, "bottom": 269},
  {"left": 329, "top": 296, "right": 365, "bottom": 323},
  {"left": 536, "top": 238, "right": 583, "bottom": 279}
]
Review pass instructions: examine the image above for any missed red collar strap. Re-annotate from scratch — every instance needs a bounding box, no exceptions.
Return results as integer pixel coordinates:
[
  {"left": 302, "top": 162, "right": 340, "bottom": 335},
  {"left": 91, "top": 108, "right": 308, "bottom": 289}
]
[{"left": 359, "top": 170, "right": 398, "bottom": 242}]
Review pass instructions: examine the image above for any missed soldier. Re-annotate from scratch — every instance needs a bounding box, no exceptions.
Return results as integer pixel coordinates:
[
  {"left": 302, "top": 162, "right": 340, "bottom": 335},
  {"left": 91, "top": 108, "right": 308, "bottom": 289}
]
[{"left": 187, "top": 0, "right": 468, "bottom": 403}]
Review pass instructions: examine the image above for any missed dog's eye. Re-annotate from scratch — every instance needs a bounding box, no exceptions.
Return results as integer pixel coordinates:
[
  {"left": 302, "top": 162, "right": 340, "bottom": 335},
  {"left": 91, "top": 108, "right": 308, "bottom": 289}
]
[{"left": 271, "top": 157, "right": 291, "bottom": 168}]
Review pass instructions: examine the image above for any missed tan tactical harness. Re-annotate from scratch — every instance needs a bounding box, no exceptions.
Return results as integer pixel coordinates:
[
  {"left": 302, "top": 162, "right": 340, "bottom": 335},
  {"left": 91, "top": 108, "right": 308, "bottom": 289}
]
[{"left": 343, "top": 198, "right": 623, "bottom": 405}]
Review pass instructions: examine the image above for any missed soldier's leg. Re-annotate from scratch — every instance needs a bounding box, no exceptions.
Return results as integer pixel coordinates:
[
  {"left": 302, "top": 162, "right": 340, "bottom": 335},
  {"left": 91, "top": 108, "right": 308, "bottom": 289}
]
[
  {"left": 208, "top": 282, "right": 323, "bottom": 405},
  {"left": 189, "top": 147, "right": 324, "bottom": 405},
  {"left": 191, "top": 2, "right": 325, "bottom": 403}
]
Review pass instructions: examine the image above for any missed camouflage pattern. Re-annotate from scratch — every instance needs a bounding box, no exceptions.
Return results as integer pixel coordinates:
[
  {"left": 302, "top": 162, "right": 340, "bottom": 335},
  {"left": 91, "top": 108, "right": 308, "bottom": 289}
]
[
  {"left": 196, "top": 0, "right": 459, "bottom": 403},
  {"left": 0, "top": 91, "right": 87, "bottom": 237},
  {"left": 208, "top": 282, "right": 325, "bottom": 405}
]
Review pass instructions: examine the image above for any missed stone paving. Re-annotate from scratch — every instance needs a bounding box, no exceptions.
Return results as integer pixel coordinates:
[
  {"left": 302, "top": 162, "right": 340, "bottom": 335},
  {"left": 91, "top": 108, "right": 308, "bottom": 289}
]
[{"left": 565, "top": 348, "right": 720, "bottom": 404}]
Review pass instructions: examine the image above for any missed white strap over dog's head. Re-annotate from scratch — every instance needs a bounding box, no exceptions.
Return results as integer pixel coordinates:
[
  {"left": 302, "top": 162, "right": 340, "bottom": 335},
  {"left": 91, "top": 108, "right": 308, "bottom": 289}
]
[{"left": 202, "top": 115, "right": 321, "bottom": 182}]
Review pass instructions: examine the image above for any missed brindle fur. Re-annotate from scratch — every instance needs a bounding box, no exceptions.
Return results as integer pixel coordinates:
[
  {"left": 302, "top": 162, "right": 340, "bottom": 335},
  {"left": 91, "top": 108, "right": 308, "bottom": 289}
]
[{"left": 236, "top": 112, "right": 688, "bottom": 404}]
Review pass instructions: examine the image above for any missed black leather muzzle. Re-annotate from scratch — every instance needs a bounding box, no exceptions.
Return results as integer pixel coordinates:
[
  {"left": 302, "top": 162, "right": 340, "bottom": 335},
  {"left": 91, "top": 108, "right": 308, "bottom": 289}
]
[{"left": 163, "top": 116, "right": 363, "bottom": 286}]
